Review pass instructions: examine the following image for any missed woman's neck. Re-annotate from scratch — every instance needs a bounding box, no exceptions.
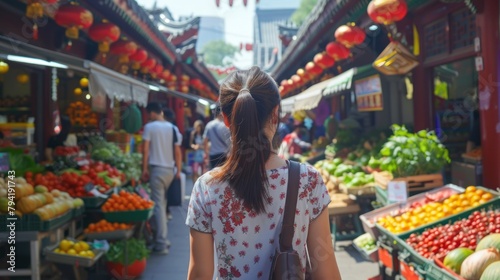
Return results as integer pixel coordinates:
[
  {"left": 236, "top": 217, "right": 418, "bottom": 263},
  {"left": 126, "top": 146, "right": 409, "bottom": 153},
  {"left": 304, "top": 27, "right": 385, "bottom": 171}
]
[{"left": 265, "top": 152, "right": 286, "bottom": 170}]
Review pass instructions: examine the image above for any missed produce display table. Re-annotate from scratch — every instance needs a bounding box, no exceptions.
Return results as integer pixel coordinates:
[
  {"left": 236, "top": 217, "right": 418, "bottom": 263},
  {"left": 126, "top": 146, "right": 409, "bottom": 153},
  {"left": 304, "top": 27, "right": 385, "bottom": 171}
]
[
  {"left": 328, "top": 193, "right": 363, "bottom": 247},
  {"left": 0, "top": 219, "right": 77, "bottom": 280}
]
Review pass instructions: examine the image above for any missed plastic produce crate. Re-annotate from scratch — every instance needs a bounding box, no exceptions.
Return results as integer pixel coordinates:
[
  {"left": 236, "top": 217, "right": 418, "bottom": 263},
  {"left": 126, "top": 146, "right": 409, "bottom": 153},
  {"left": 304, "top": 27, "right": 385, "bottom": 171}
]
[
  {"left": 398, "top": 249, "right": 427, "bottom": 280},
  {"left": 375, "top": 187, "right": 500, "bottom": 247},
  {"left": 44, "top": 241, "right": 104, "bottom": 267},
  {"left": 377, "top": 236, "right": 399, "bottom": 272},
  {"left": 85, "top": 227, "right": 135, "bottom": 241},
  {"left": 0, "top": 210, "right": 73, "bottom": 232},
  {"left": 425, "top": 258, "right": 463, "bottom": 280},
  {"left": 103, "top": 207, "right": 153, "bottom": 223},
  {"left": 360, "top": 184, "right": 464, "bottom": 239},
  {"left": 73, "top": 206, "right": 85, "bottom": 218},
  {"left": 383, "top": 198, "right": 500, "bottom": 278}
]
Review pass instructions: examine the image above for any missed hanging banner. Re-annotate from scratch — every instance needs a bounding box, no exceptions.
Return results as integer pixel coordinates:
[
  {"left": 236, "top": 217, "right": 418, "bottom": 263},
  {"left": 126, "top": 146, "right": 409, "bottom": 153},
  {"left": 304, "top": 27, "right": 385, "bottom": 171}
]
[{"left": 354, "top": 74, "right": 383, "bottom": 112}]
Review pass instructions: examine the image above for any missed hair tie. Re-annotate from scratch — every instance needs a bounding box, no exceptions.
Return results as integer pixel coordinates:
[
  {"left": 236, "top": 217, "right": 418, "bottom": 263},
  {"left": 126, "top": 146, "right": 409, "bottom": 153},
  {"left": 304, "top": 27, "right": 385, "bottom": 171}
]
[{"left": 239, "top": 88, "right": 250, "bottom": 94}]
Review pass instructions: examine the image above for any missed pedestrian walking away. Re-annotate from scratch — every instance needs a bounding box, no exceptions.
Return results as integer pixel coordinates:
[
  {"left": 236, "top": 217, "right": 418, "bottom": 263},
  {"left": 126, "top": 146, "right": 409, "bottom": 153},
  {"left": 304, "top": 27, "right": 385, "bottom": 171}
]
[
  {"left": 186, "top": 67, "right": 341, "bottom": 280},
  {"left": 203, "top": 106, "right": 231, "bottom": 169},
  {"left": 142, "top": 102, "right": 182, "bottom": 255}
]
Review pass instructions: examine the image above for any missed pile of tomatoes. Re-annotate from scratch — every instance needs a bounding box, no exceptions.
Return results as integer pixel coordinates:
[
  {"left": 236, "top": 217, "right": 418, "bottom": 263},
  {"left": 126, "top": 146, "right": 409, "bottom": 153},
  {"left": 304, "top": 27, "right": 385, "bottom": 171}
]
[
  {"left": 405, "top": 210, "right": 500, "bottom": 259},
  {"left": 101, "top": 190, "right": 153, "bottom": 212},
  {"left": 25, "top": 161, "right": 126, "bottom": 198},
  {"left": 80, "top": 162, "right": 125, "bottom": 182}
]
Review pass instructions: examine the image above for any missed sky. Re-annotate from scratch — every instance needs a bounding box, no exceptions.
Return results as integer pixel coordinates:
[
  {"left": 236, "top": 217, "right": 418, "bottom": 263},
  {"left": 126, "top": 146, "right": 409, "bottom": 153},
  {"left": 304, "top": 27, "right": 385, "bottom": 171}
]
[{"left": 137, "top": 0, "right": 258, "bottom": 68}]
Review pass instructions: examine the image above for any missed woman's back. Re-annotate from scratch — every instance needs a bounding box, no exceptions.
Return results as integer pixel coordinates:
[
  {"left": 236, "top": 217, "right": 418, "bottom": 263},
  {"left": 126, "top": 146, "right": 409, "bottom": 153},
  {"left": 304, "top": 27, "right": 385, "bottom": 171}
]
[{"left": 187, "top": 163, "right": 330, "bottom": 278}]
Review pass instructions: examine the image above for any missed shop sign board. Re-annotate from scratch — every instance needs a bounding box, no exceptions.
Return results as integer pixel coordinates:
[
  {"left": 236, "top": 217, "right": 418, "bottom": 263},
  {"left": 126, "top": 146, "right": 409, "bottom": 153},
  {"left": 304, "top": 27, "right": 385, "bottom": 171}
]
[{"left": 354, "top": 74, "right": 383, "bottom": 112}]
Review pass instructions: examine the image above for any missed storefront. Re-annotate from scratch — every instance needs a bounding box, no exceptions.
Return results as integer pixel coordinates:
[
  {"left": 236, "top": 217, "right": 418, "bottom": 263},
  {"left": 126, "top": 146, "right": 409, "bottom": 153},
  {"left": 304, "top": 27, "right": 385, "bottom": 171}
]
[{"left": 410, "top": 0, "right": 500, "bottom": 187}]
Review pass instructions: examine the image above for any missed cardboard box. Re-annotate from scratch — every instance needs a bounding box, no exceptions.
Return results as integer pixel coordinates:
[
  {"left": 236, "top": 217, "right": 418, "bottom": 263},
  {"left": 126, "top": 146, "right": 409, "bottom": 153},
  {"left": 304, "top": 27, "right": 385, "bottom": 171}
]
[{"left": 451, "top": 161, "right": 482, "bottom": 187}]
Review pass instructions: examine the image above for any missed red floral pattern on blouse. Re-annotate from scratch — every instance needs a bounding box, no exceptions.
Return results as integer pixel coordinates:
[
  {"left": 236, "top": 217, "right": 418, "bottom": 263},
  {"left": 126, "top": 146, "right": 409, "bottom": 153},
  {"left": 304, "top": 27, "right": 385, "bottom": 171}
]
[{"left": 186, "top": 164, "right": 330, "bottom": 279}]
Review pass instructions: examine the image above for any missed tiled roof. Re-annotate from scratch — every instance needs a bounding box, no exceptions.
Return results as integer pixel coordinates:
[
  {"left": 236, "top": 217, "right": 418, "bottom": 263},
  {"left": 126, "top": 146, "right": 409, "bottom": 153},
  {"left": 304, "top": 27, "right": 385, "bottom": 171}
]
[{"left": 255, "top": 9, "right": 296, "bottom": 47}]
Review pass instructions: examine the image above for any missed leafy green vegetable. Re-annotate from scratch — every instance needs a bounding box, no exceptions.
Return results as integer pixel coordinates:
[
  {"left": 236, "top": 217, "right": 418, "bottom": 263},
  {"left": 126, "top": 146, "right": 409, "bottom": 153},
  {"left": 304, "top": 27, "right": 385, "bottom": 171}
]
[
  {"left": 378, "top": 125, "right": 450, "bottom": 177},
  {"left": 105, "top": 238, "right": 149, "bottom": 265}
]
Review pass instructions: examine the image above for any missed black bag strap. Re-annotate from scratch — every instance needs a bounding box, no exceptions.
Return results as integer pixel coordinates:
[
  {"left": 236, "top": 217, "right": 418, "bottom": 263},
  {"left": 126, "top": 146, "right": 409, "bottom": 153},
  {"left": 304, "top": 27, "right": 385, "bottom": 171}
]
[
  {"left": 280, "top": 160, "right": 301, "bottom": 251},
  {"left": 172, "top": 125, "right": 177, "bottom": 160}
]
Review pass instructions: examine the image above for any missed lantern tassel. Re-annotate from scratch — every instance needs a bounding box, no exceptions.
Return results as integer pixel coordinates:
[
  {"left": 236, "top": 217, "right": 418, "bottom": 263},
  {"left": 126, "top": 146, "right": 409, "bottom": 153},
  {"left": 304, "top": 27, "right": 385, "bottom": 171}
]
[{"left": 33, "top": 23, "right": 38, "bottom": 41}]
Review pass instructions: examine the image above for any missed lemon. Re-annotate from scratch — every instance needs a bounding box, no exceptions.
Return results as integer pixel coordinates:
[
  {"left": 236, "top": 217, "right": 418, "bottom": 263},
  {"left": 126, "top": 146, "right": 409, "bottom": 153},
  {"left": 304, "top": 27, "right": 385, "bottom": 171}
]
[
  {"left": 59, "top": 240, "right": 72, "bottom": 251},
  {"left": 79, "top": 242, "right": 90, "bottom": 251},
  {"left": 67, "top": 249, "right": 77, "bottom": 255},
  {"left": 73, "top": 243, "right": 82, "bottom": 253},
  {"left": 86, "top": 251, "right": 95, "bottom": 258},
  {"left": 78, "top": 251, "right": 87, "bottom": 257},
  {"left": 54, "top": 249, "right": 61, "bottom": 253}
]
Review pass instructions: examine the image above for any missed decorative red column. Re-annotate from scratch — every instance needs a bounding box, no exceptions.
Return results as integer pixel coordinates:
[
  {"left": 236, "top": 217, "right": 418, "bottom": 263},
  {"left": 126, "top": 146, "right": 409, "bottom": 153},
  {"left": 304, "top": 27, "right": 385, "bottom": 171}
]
[
  {"left": 412, "top": 60, "right": 433, "bottom": 131},
  {"left": 476, "top": 0, "right": 500, "bottom": 188},
  {"left": 174, "top": 64, "right": 185, "bottom": 135}
]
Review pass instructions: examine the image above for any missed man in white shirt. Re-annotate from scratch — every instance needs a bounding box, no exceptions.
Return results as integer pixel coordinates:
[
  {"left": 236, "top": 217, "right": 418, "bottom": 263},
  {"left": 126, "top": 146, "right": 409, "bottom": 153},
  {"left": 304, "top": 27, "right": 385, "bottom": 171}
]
[{"left": 142, "top": 102, "right": 182, "bottom": 254}]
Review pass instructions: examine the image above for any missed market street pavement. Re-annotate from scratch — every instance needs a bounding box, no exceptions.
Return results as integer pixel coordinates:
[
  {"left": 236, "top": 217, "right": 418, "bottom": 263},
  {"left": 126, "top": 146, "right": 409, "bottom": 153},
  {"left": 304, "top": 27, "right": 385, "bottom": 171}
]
[{"left": 140, "top": 178, "right": 379, "bottom": 280}]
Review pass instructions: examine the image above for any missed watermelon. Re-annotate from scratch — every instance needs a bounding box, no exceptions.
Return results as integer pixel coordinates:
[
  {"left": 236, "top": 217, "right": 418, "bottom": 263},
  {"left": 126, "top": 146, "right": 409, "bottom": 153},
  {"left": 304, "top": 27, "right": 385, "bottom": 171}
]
[
  {"left": 477, "top": 234, "right": 500, "bottom": 252},
  {"left": 444, "top": 247, "right": 474, "bottom": 274}
]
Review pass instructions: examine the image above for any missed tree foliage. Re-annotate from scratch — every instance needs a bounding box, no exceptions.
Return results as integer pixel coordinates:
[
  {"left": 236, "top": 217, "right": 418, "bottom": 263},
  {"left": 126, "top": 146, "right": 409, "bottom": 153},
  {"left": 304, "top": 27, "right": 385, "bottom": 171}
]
[
  {"left": 201, "top": 40, "right": 239, "bottom": 66},
  {"left": 291, "top": 0, "right": 318, "bottom": 27}
]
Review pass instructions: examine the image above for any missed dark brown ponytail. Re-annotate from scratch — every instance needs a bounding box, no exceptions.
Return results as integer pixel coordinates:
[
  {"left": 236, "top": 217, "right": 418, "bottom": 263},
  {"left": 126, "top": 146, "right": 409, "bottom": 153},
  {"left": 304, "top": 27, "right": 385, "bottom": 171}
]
[{"left": 211, "top": 66, "right": 281, "bottom": 214}]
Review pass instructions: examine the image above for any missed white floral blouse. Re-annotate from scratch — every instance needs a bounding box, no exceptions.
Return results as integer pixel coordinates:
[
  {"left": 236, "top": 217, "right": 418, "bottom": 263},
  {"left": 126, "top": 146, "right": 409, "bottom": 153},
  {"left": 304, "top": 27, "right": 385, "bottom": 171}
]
[{"left": 186, "top": 163, "right": 331, "bottom": 279}]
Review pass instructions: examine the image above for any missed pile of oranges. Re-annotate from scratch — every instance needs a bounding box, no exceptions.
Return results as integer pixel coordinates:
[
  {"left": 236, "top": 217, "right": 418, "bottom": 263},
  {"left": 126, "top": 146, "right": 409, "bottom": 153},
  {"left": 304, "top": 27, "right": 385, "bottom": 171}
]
[
  {"left": 101, "top": 190, "right": 154, "bottom": 212},
  {"left": 84, "top": 220, "right": 132, "bottom": 233},
  {"left": 377, "top": 186, "right": 495, "bottom": 234}
]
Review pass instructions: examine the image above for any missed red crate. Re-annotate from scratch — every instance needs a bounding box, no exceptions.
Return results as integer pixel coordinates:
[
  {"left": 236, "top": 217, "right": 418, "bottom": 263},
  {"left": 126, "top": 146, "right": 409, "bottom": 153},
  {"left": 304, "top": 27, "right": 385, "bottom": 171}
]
[
  {"left": 400, "top": 259, "right": 424, "bottom": 280},
  {"left": 378, "top": 241, "right": 398, "bottom": 271}
]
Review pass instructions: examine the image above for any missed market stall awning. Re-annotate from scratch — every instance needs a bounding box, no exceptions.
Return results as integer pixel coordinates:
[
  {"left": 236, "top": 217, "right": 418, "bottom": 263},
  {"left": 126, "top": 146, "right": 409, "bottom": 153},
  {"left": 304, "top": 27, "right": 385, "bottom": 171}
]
[
  {"left": 149, "top": 84, "right": 215, "bottom": 105},
  {"left": 281, "top": 75, "right": 343, "bottom": 113},
  {"left": 85, "top": 61, "right": 149, "bottom": 107},
  {"left": 322, "top": 65, "right": 378, "bottom": 98},
  {"left": 322, "top": 68, "right": 356, "bottom": 97}
]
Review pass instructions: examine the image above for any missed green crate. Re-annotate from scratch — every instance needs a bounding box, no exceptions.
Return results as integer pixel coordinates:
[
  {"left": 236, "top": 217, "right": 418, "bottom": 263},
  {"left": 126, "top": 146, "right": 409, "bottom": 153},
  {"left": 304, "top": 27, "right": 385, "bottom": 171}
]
[
  {"left": 0, "top": 210, "right": 73, "bottom": 232},
  {"left": 375, "top": 187, "right": 499, "bottom": 247},
  {"left": 103, "top": 207, "right": 153, "bottom": 223},
  {"left": 72, "top": 206, "right": 85, "bottom": 218},
  {"left": 425, "top": 262, "right": 459, "bottom": 280},
  {"left": 381, "top": 198, "right": 500, "bottom": 277}
]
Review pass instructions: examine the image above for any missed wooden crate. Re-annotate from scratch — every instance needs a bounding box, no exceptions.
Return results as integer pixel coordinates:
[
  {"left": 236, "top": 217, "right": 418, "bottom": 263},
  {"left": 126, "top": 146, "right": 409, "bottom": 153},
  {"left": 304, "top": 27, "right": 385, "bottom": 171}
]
[
  {"left": 375, "top": 172, "right": 443, "bottom": 193},
  {"left": 340, "top": 183, "right": 377, "bottom": 196}
]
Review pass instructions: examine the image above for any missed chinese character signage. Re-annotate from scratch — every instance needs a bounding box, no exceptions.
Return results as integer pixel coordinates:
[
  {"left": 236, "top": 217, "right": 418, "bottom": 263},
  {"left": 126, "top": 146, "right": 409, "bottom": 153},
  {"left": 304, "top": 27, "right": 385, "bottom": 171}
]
[{"left": 354, "top": 74, "right": 383, "bottom": 112}]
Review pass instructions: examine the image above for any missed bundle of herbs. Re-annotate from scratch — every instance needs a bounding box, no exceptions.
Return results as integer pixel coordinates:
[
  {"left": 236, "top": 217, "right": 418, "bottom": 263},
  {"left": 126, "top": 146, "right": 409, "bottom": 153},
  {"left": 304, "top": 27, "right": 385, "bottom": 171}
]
[{"left": 379, "top": 125, "right": 450, "bottom": 177}]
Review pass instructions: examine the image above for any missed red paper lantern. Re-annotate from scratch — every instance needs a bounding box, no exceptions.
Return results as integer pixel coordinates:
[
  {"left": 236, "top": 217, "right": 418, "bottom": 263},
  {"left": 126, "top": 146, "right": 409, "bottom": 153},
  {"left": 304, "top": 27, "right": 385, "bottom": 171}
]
[
  {"left": 161, "top": 70, "right": 171, "bottom": 81},
  {"left": 229, "top": 0, "right": 234, "bottom": 7},
  {"left": 367, "top": 0, "right": 408, "bottom": 25},
  {"left": 140, "top": 58, "right": 156, "bottom": 73},
  {"left": 314, "top": 52, "right": 335, "bottom": 69},
  {"left": 305, "top": 62, "right": 323, "bottom": 76},
  {"left": 291, "top": 75, "right": 302, "bottom": 86},
  {"left": 190, "top": 78, "right": 203, "bottom": 89},
  {"left": 335, "top": 24, "right": 366, "bottom": 48},
  {"left": 88, "top": 21, "right": 121, "bottom": 53},
  {"left": 151, "top": 64, "right": 163, "bottom": 78},
  {"left": 215, "top": 0, "right": 220, "bottom": 7},
  {"left": 110, "top": 40, "right": 138, "bottom": 63},
  {"left": 54, "top": 4, "right": 93, "bottom": 40},
  {"left": 129, "top": 49, "right": 147, "bottom": 70},
  {"left": 325, "top": 42, "right": 351, "bottom": 61},
  {"left": 243, "top": 0, "right": 248, "bottom": 6},
  {"left": 180, "top": 85, "right": 190, "bottom": 93}
]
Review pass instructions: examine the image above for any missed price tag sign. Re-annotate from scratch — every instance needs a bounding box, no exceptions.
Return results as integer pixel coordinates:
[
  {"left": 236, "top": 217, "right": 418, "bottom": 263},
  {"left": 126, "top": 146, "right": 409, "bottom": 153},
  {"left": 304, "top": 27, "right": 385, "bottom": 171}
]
[
  {"left": 136, "top": 186, "right": 150, "bottom": 201},
  {"left": 387, "top": 181, "right": 408, "bottom": 203}
]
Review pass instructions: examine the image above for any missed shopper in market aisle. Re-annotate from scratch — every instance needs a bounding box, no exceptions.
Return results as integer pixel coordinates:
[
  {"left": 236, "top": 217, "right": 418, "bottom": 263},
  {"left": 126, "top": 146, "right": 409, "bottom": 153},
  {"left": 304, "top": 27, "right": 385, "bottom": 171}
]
[
  {"left": 190, "top": 120, "right": 206, "bottom": 181},
  {"left": 45, "top": 115, "right": 77, "bottom": 162},
  {"left": 203, "top": 105, "right": 231, "bottom": 169},
  {"left": 142, "top": 102, "right": 182, "bottom": 255},
  {"left": 163, "top": 107, "right": 183, "bottom": 221},
  {"left": 186, "top": 67, "right": 341, "bottom": 279}
]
